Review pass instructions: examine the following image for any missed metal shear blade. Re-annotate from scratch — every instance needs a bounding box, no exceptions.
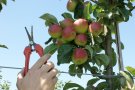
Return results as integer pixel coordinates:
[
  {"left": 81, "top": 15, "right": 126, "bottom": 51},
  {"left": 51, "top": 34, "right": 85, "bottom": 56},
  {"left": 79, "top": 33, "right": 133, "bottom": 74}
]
[{"left": 25, "top": 26, "right": 35, "bottom": 46}]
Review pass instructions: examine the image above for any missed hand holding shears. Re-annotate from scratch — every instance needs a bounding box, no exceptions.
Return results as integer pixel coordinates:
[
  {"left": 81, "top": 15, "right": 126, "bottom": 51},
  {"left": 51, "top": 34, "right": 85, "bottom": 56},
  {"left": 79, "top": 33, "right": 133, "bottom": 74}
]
[{"left": 23, "top": 26, "right": 44, "bottom": 76}]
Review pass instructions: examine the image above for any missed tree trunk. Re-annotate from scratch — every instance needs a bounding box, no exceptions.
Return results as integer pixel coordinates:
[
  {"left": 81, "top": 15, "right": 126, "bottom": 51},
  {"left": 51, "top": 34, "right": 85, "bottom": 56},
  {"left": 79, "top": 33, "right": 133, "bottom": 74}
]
[{"left": 105, "top": 28, "right": 113, "bottom": 90}]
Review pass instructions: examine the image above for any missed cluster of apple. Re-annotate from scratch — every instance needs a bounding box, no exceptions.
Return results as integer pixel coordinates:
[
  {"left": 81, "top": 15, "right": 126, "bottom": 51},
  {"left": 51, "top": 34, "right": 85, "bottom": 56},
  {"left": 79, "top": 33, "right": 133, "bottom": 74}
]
[{"left": 48, "top": 0, "right": 103, "bottom": 65}]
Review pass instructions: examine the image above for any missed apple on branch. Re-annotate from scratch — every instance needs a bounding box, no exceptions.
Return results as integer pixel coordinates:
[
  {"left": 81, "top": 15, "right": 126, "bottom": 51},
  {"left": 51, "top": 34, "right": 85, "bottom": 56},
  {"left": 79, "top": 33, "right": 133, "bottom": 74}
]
[
  {"left": 74, "top": 18, "right": 88, "bottom": 34},
  {"left": 89, "top": 22, "right": 103, "bottom": 37},
  {"left": 60, "top": 18, "right": 74, "bottom": 28},
  {"left": 72, "top": 48, "right": 88, "bottom": 65},
  {"left": 48, "top": 24, "right": 62, "bottom": 38},
  {"left": 75, "top": 34, "right": 87, "bottom": 46},
  {"left": 62, "top": 26, "right": 76, "bottom": 42},
  {"left": 67, "top": 0, "right": 78, "bottom": 12}
]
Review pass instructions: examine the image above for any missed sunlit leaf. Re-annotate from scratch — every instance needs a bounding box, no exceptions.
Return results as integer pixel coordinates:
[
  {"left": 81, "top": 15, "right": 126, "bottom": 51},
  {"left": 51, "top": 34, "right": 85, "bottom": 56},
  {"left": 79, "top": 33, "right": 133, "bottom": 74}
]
[{"left": 126, "top": 66, "right": 135, "bottom": 76}]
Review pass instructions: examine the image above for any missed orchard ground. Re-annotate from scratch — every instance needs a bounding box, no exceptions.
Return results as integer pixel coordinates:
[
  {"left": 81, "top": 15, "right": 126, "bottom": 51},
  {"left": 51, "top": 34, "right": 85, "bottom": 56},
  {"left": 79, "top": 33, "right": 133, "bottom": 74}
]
[{"left": 0, "top": 0, "right": 135, "bottom": 89}]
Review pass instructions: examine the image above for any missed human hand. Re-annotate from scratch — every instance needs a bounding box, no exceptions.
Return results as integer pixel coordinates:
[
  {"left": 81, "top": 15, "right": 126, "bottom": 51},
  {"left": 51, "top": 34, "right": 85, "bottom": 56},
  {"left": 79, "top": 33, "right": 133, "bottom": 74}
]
[{"left": 16, "top": 54, "right": 58, "bottom": 90}]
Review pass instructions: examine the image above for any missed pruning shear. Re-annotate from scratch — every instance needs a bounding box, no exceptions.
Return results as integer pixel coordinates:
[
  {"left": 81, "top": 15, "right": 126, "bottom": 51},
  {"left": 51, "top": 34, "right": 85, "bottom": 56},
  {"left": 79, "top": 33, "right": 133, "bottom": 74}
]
[{"left": 23, "top": 26, "right": 44, "bottom": 76}]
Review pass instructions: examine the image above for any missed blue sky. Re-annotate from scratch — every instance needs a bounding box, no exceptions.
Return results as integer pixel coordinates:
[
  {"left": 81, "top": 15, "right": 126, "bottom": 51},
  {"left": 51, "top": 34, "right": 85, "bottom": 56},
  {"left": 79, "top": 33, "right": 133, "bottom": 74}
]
[{"left": 0, "top": 0, "right": 135, "bottom": 89}]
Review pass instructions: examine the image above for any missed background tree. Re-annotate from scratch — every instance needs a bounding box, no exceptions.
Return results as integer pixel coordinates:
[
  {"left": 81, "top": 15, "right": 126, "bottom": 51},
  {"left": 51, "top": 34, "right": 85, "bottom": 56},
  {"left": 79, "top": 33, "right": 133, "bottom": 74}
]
[{"left": 0, "top": 71, "right": 10, "bottom": 90}]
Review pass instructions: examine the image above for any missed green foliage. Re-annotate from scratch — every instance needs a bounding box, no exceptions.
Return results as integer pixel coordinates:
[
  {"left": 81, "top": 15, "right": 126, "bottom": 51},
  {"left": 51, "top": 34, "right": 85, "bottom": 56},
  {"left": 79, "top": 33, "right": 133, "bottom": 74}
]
[
  {"left": 0, "top": 81, "right": 10, "bottom": 90},
  {"left": 74, "top": 1, "right": 84, "bottom": 19},
  {"left": 95, "top": 82, "right": 108, "bottom": 90},
  {"left": 44, "top": 43, "right": 57, "bottom": 55},
  {"left": 69, "top": 64, "right": 83, "bottom": 78},
  {"left": 126, "top": 66, "right": 135, "bottom": 76},
  {"left": 40, "top": 13, "right": 58, "bottom": 26},
  {"left": 0, "top": 71, "right": 10, "bottom": 90},
  {"left": 87, "top": 78, "right": 100, "bottom": 87},
  {"left": 57, "top": 44, "right": 74, "bottom": 65},
  {"left": 61, "top": 12, "right": 73, "bottom": 20},
  {"left": 83, "top": 1, "right": 91, "bottom": 19},
  {"left": 120, "top": 70, "right": 135, "bottom": 89},
  {"left": 0, "top": 0, "right": 15, "bottom": 12},
  {"left": 94, "top": 54, "right": 110, "bottom": 67},
  {"left": 63, "top": 83, "right": 84, "bottom": 90},
  {"left": 41, "top": 0, "right": 135, "bottom": 89},
  {"left": 0, "top": 44, "right": 8, "bottom": 49},
  {"left": 55, "top": 80, "right": 65, "bottom": 90}
]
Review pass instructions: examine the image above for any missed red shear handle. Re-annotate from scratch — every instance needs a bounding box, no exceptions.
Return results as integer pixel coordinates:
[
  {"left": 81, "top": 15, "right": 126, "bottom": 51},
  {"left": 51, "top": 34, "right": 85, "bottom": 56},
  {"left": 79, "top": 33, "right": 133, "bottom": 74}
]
[
  {"left": 23, "top": 46, "right": 32, "bottom": 76},
  {"left": 34, "top": 44, "right": 44, "bottom": 57}
]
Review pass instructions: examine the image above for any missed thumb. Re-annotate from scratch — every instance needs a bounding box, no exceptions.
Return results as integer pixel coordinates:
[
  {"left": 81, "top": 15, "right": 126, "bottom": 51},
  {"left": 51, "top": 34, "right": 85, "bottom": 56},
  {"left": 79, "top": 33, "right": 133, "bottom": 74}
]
[
  {"left": 16, "top": 68, "right": 24, "bottom": 89},
  {"left": 17, "top": 68, "right": 24, "bottom": 81}
]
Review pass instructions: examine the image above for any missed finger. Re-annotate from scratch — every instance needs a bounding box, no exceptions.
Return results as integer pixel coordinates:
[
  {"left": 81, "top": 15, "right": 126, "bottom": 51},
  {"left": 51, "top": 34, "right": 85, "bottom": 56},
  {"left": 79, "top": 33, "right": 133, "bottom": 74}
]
[
  {"left": 52, "top": 77, "right": 58, "bottom": 84},
  {"left": 17, "top": 68, "right": 24, "bottom": 79},
  {"left": 48, "top": 68, "right": 58, "bottom": 78},
  {"left": 31, "top": 54, "right": 51, "bottom": 70},
  {"left": 40, "top": 61, "right": 54, "bottom": 73},
  {"left": 17, "top": 68, "right": 24, "bottom": 87}
]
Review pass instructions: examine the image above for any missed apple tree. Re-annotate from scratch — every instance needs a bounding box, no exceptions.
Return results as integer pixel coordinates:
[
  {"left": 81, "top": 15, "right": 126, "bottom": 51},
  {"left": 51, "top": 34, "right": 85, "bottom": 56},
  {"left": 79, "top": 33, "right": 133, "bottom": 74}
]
[{"left": 40, "top": 0, "right": 135, "bottom": 90}]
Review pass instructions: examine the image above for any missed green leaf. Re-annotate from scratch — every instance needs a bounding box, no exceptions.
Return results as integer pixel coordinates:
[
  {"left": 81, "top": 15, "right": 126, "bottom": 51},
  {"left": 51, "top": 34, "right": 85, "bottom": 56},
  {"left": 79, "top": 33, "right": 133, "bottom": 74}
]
[
  {"left": 74, "top": 2, "right": 84, "bottom": 19},
  {"left": 83, "top": 63, "right": 91, "bottom": 73},
  {"left": 121, "top": 42, "right": 124, "bottom": 50},
  {"left": 112, "top": 39, "right": 124, "bottom": 50},
  {"left": 94, "top": 54, "right": 110, "bottom": 66},
  {"left": 0, "top": 4, "right": 2, "bottom": 11},
  {"left": 69, "top": 64, "right": 83, "bottom": 78},
  {"left": 44, "top": 43, "right": 57, "bottom": 55},
  {"left": 112, "top": 48, "right": 117, "bottom": 66},
  {"left": 96, "top": 82, "right": 108, "bottom": 90},
  {"left": 0, "top": 44, "right": 8, "bottom": 49},
  {"left": 57, "top": 44, "right": 74, "bottom": 65},
  {"left": 61, "top": 12, "right": 73, "bottom": 20},
  {"left": 45, "top": 21, "right": 53, "bottom": 26},
  {"left": 126, "top": 66, "right": 135, "bottom": 76},
  {"left": 130, "top": 0, "right": 135, "bottom": 2},
  {"left": 40, "top": 13, "right": 58, "bottom": 26},
  {"left": 83, "top": 1, "right": 91, "bottom": 19},
  {"left": 117, "top": 7, "right": 130, "bottom": 22},
  {"left": 94, "top": 37, "right": 103, "bottom": 44},
  {"left": 63, "top": 83, "right": 84, "bottom": 90},
  {"left": 93, "top": 45, "right": 102, "bottom": 53},
  {"left": 95, "top": 58, "right": 101, "bottom": 66},
  {"left": 87, "top": 78, "right": 100, "bottom": 86},
  {"left": 69, "top": 64, "right": 76, "bottom": 76},
  {"left": 120, "top": 77, "right": 127, "bottom": 88},
  {"left": 93, "top": 9, "right": 98, "bottom": 18},
  {"left": 76, "top": 67, "right": 83, "bottom": 78},
  {"left": 90, "top": 66, "right": 98, "bottom": 74},
  {"left": 107, "top": 24, "right": 115, "bottom": 34},
  {"left": 85, "top": 45, "right": 93, "bottom": 58},
  {"left": 120, "top": 71, "right": 134, "bottom": 88},
  {"left": 1, "top": 0, "right": 7, "bottom": 5}
]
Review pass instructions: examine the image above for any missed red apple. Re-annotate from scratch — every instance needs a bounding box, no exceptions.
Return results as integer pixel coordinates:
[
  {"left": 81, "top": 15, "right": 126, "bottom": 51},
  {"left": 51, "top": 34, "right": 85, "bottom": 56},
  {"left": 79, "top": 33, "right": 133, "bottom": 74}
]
[
  {"left": 62, "top": 26, "right": 76, "bottom": 42},
  {"left": 48, "top": 24, "right": 62, "bottom": 38},
  {"left": 60, "top": 18, "right": 74, "bottom": 28},
  {"left": 74, "top": 18, "right": 88, "bottom": 34},
  {"left": 67, "top": 0, "right": 78, "bottom": 12},
  {"left": 72, "top": 48, "right": 88, "bottom": 65},
  {"left": 75, "top": 34, "right": 87, "bottom": 46},
  {"left": 89, "top": 22, "right": 103, "bottom": 37}
]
